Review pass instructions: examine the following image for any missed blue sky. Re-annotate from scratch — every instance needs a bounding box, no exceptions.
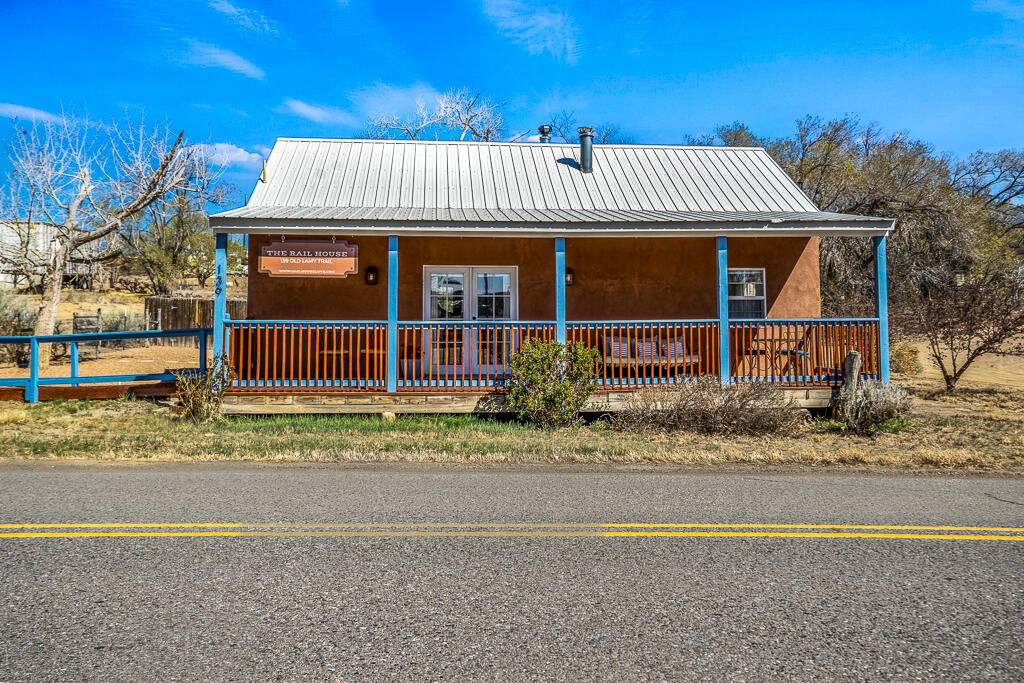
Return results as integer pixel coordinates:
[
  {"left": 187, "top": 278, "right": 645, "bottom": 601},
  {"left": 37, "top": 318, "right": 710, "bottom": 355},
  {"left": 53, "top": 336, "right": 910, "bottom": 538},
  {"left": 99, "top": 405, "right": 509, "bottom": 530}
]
[{"left": 1, "top": 0, "right": 1022, "bottom": 197}]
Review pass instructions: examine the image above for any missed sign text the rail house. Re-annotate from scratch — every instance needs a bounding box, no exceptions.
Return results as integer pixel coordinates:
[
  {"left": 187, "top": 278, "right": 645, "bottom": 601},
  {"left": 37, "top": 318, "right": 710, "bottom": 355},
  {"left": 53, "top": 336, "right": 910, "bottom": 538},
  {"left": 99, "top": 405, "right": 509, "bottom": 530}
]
[{"left": 258, "top": 240, "right": 359, "bottom": 278}]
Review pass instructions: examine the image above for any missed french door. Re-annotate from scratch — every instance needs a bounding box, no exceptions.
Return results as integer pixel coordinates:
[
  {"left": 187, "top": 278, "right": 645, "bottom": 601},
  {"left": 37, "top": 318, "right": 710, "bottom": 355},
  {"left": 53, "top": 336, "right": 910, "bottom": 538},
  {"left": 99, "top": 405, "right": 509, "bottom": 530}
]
[{"left": 423, "top": 267, "right": 517, "bottom": 377}]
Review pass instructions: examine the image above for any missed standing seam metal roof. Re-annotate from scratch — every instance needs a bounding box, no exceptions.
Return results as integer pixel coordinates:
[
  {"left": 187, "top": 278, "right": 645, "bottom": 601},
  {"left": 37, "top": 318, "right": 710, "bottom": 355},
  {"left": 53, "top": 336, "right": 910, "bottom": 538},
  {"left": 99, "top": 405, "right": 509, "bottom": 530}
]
[
  {"left": 248, "top": 139, "right": 819, "bottom": 212},
  {"left": 211, "top": 138, "right": 892, "bottom": 233}
]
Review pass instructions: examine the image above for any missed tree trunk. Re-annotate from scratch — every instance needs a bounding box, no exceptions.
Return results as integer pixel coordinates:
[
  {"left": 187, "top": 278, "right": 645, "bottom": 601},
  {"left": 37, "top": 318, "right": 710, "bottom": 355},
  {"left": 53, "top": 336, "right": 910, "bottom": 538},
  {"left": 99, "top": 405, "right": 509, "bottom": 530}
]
[
  {"left": 33, "top": 243, "right": 69, "bottom": 370},
  {"left": 841, "top": 351, "right": 862, "bottom": 391},
  {"left": 835, "top": 351, "right": 862, "bottom": 420}
]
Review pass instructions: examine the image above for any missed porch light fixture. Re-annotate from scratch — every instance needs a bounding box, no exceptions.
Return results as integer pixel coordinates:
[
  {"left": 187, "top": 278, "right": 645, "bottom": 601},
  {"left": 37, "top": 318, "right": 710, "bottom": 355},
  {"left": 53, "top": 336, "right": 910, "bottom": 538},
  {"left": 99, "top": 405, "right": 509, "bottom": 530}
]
[
  {"left": 565, "top": 268, "right": 574, "bottom": 286},
  {"left": 365, "top": 266, "right": 379, "bottom": 285}
]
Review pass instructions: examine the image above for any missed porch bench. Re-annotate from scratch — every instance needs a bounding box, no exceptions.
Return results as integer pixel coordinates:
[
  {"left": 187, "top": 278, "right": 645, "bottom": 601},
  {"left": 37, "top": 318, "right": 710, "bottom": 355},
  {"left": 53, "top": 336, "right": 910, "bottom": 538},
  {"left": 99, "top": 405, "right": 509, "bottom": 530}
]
[
  {"left": 599, "top": 333, "right": 701, "bottom": 371},
  {"left": 601, "top": 354, "right": 702, "bottom": 369}
]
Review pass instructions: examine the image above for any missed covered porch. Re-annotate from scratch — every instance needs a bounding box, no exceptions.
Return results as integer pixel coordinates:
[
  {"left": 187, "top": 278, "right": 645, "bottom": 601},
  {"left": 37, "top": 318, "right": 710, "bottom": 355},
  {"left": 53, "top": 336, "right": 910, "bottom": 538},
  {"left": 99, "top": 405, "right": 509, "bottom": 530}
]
[{"left": 211, "top": 232, "right": 889, "bottom": 398}]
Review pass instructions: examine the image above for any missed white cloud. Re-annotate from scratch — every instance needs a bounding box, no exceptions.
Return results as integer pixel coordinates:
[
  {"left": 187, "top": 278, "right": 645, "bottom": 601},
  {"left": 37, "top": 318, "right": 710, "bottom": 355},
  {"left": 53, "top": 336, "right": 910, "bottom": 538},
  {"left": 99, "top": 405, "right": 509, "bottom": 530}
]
[
  {"left": 973, "top": 0, "right": 1024, "bottom": 45},
  {"left": 279, "top": 98, "right": 358, "bottom": 126},
  {"left": 209, "top": 0, "right": 279, "bottom": 36},
  {"left": 191, "top": 142, "right": 263, "bottom": 167},
  {"left": 183, "top": 39, "right": 265, "bottom": 79},
  {"left": 974, "top": 0, "right": 1024, "bottom": 21},
  {"left": 0, "top": 103, "right": 62, "bottom": 123},
  {"left": 349, "top": 81, "right": 441, "bottom": 116},
  {"left": 482, "top": 0, "right": 580, "bottom": 64}
]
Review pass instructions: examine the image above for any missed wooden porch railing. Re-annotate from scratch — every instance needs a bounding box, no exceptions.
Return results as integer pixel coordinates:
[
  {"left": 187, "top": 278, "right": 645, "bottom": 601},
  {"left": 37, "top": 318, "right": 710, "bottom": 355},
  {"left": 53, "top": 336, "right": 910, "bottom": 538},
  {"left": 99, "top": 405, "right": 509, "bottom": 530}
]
[
  {"left": 227, "top": 321, "right": 387, "bottom": 391},
  {"left": 729, "top": 319, "right": 880, "bottom": 386},
  {"left": 224, "top": 318, "right": 882, "bottom": 394},
  {"left": 566, "top": 321, "right": 720, "bottom": 387},
  {"left": 395, "top": 321, "right": 557, "bottom": 391}
]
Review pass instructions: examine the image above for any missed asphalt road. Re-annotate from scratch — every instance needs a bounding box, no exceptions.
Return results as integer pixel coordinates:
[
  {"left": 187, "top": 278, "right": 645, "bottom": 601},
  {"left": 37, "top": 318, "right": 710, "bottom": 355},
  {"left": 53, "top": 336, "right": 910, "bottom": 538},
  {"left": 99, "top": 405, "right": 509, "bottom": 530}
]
[{"left": 1, "top": 463, "right": 1022, "bottom": 681}]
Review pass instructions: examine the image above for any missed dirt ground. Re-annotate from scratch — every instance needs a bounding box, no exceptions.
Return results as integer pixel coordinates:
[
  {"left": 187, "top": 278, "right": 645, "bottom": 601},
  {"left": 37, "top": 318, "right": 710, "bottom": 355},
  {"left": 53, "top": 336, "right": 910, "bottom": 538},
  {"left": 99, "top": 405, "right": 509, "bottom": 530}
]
[
  {"left": 0, "top": 345, "right": 202, "bottom": 380},
  {"left": 910, "top": 341, "right": 1024, "bottom": 389}
]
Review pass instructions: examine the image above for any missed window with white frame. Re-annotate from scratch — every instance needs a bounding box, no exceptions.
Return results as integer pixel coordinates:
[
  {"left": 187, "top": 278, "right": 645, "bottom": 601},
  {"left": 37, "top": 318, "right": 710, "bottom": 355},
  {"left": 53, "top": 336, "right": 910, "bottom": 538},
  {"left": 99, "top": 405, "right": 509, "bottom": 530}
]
[{"left": 728, "top": 269, "right": 766, "bottom": 319}]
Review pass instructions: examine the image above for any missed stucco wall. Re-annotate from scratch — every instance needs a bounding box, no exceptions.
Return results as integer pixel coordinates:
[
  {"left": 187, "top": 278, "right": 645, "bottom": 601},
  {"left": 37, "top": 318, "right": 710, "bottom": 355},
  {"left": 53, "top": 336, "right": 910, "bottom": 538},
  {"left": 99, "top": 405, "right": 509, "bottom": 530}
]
[{"left": 246, "top": 234, "right": 820, "bottom": 320}]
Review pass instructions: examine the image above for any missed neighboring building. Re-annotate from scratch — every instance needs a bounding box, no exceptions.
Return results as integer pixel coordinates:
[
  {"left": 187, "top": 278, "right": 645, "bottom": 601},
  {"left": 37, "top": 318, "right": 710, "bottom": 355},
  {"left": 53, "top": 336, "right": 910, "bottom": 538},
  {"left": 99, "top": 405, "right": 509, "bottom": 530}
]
[
  {"left": 209, "top": 134, "right": 894, "bottom": 412},
  {"left": 0, "top": 222, "right": 101, "bottom": 289}
]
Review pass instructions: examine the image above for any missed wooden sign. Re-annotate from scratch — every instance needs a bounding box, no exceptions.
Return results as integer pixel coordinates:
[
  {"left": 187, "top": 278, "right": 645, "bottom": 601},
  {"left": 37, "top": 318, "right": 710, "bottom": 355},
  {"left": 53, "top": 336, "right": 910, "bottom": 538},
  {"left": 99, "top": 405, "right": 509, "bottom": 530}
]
[{"left": 258, "top": 240, "right": 358, "bottom": 278}]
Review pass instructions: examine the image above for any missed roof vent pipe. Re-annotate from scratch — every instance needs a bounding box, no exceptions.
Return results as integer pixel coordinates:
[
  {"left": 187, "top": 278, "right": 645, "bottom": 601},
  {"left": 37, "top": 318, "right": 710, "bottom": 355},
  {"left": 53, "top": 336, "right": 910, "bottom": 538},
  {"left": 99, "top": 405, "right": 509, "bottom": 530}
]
[
  {"left": 578, "top": 127, "right": 594, "bottom": 173},
  {"left": 538, "top": 124, "right": 552, "bottom": 143}
]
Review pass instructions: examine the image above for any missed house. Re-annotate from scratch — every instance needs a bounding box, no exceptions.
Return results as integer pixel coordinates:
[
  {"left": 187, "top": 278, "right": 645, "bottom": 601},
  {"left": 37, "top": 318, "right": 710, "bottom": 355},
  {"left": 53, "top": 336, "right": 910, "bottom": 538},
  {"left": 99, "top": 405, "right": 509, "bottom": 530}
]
[
  {"left": 0, "top": 222, "right": 102, "bottom": 290},
  {"left": 209, "top": 130, "right": 894, "bottom": 413}
]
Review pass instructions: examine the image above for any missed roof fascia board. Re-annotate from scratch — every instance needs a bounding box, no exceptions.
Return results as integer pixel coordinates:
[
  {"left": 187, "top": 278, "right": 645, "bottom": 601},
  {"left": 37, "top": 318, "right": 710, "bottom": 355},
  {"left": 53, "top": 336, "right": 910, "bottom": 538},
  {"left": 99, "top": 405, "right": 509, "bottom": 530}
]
[{"left": 210, "top": 218, "right": 893, "bottom": 237}]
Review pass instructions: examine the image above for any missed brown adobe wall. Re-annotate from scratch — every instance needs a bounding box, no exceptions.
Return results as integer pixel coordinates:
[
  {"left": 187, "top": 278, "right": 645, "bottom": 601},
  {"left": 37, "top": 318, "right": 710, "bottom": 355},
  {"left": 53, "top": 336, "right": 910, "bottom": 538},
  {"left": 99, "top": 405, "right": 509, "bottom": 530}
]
[{"left": 245, "top": 234, "right": 820, "bottom": 321}]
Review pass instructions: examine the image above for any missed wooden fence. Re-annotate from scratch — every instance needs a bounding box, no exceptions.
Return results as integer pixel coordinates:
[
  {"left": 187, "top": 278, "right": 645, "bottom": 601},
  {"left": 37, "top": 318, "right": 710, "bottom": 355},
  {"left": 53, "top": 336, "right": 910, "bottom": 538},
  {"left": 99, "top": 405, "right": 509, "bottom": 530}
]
[{"left": 144, "top": 297, "right": 246, "bottom": 346}]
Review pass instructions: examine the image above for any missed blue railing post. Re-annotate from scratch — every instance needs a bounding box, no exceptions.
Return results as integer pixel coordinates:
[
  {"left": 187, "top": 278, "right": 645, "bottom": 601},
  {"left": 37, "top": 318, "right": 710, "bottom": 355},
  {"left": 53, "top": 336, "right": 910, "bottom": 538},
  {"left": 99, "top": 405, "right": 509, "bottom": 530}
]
[
  {"left": 716, "top": 236, "right": 730, "bottom": 386},
  {"left": 198, "top": 329, "right": 208, "bottom": 375},
  {"left": 212, "top": 232, "right": 228, "bottom": 363},
  {"left": 27, "top": 337, "right": 39, "bottom": 403},
  {"left": 874, "top": 235, "right": 890, "bottom": 383},
  {"left": 555, "top": 237, "right": 566, "bottom": 344},
  {"left": 387, "top": 235, "right": 398, "bottom": 393},
  {"left": 70, "top": 341, "right": 79, "bottom": 387}
]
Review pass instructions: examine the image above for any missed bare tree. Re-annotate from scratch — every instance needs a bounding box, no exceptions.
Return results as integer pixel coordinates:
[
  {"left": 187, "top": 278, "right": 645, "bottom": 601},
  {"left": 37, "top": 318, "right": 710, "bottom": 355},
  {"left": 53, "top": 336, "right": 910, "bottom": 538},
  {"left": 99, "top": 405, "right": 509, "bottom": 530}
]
[
  {"left": 549, "top": 109, "right": 578, "bottom": 143},
  {"left": 120, "top": 150, "right": 228, "bottom": 294},
  {"left": 951, "top": 149, "right": 1024, "bottom": 247},
  {"left": 437, "top": 88, "right": 505, "bottom": 141},
  {"left": 367, "top": 98, "right": 441, "bottom": 140},
  {"left": 366, "top": 88, "right": 506, "bottom": 141},
  {"left": 904, "top": 244, "right": 1024, "bottom": 392},
  {"left": 546, "top": 109, "right": 632, "bottom": 143},
  {"left": 0, "top": 112, "right": 198, "bottom": 346}
]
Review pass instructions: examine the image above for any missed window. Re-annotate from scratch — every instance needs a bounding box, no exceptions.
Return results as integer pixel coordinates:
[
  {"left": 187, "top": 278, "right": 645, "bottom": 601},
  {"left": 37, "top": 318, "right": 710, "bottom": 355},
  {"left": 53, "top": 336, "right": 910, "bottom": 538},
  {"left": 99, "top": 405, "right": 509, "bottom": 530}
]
[
  {"left": 728, "top": 269, "right": 765, "bottom": 319},
  {"left": 423, "top": 267, "right": 517, "bottom": 321},
  {"left": 428, "top": 272, "right": 465, "bottom": 321}
]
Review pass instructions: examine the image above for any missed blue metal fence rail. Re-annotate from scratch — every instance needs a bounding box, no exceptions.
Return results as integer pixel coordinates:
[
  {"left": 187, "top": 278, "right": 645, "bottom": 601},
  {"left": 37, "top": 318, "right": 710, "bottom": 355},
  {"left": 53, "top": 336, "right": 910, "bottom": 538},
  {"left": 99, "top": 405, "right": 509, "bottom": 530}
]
[{"left": 0, "top": 328, "right": 212, "bottom": 403}]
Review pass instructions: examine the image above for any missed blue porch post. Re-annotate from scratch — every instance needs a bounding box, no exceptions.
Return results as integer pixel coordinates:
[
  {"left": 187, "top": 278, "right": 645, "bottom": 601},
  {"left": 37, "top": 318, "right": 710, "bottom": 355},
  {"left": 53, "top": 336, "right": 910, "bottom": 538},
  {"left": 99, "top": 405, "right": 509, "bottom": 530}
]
[
  {"left": 873, "top": 235, "right": 891, "bottom": 383},
  {"left": 70, "top": 341, "right": 79, "bottom": 387},
  {"left": 387, "top": 235, "right": 398, "bottom": 392},
  {"left": 555, "top": 237, "right": 566, "bottom": 344},
  {"left": 716, "top": 236, "right": 730, "bottom": 386},
  {"left": 26, "top": 337, "right": 39, "bottom": 403},
  {"left": 212, "top": 232, "right": 228, "bottom": 363}
]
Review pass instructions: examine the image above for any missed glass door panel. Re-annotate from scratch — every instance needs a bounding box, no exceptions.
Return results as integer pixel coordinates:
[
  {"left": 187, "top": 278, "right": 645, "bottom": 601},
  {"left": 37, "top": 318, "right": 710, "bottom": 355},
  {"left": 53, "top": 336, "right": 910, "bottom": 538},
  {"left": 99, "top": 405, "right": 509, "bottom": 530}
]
[
  {"left": 422, "top": 267, "right": 518, "bottom": 383},
  {"left": 471, "top": 270, "right": 515, "bottom": 370}
]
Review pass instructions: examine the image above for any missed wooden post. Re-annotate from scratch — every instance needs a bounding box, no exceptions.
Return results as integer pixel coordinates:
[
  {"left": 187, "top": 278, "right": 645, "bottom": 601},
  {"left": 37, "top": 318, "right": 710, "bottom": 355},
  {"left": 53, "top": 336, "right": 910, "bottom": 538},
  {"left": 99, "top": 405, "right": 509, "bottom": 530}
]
[
  {"left": 716, "top": 236, "right": 730, "bottom": 386},
  {"left": 213, "top": 232, "right": 228, "bottom": 361},
  {"left": 555, "top": 237, "right": 566, "bottom": 344},
  {"left": 70, "top": 342, "right": 79, "bottom": 387},
  {"left": 873, "top": 235, "right": 891, "bottom": 383},
  {"left": 386, "top": 235, "right": 398, "bottom": 393},
  {"left": 26, "top": 337, "right": 39, "bottom": 403}
]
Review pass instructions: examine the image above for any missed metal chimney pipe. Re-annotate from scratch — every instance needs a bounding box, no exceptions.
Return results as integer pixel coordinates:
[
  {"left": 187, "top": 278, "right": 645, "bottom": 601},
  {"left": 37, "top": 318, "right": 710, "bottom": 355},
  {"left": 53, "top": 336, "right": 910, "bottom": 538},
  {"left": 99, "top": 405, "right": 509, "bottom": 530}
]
[
  {"left": 578, "top": 126, "right": 594, "bottom": 173},
  {"left": 538, "top": 124, "right": 552, "bottom": 143}
]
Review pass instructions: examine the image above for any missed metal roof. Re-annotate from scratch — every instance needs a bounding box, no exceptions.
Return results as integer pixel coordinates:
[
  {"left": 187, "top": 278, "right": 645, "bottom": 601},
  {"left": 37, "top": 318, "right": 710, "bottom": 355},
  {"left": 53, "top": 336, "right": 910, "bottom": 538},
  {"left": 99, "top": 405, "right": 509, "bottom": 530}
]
[{"left": 211, "top": 138, "right": 893, "bottom": 236}]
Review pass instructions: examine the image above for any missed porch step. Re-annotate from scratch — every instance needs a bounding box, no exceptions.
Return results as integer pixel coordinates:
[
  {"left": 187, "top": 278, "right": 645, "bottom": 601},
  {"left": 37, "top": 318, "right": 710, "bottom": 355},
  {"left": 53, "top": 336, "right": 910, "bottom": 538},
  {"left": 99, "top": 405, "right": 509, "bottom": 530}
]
[{"left": 220, "top": 388, "right": 834, "bottom": 415}]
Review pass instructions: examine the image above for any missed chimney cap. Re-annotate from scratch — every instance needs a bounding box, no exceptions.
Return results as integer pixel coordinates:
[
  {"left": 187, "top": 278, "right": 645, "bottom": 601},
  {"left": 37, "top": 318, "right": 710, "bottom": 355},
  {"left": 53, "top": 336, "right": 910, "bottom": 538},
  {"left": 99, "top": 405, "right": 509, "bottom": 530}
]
[
  {"left": 577, "top": 126, "right": 595, "bottom": 137},
  {"left": 538, "top": 124, "right": 552, "bottom": 136}
]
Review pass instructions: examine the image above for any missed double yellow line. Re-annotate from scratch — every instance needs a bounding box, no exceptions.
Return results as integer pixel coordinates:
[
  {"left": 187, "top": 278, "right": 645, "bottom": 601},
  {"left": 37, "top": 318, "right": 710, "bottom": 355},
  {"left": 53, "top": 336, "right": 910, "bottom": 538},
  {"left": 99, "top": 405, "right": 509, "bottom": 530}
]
[{"left": 0, "top": 522, "right": 1022, "bottom": 541}]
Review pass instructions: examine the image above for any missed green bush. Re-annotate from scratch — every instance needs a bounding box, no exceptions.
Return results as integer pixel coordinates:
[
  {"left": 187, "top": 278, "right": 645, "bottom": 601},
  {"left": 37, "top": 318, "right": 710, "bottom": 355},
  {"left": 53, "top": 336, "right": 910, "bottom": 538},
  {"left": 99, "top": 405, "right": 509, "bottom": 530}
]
[
  {"left": 173, "top": 355, "right": 236, "bottom": 422},
  {"left": 505, "top": 339, "right": 599, "bottom": 428},
  {"left": 614, "top": 376, "right": 805, "bottom": 436},
  {"left": 890, "top": 341, "right": 922, "bottom": 375},
  {"left": 833, "top": 380, "right": 914, "bottom": 434}
]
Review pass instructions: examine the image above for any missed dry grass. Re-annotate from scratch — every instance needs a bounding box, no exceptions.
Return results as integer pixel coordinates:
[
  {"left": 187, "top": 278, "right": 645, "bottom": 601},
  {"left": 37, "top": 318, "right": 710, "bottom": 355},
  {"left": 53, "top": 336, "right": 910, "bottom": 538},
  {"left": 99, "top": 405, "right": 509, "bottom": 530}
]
[{"left": 0, "top": 379, "right": 1021, "bottom": 472}]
